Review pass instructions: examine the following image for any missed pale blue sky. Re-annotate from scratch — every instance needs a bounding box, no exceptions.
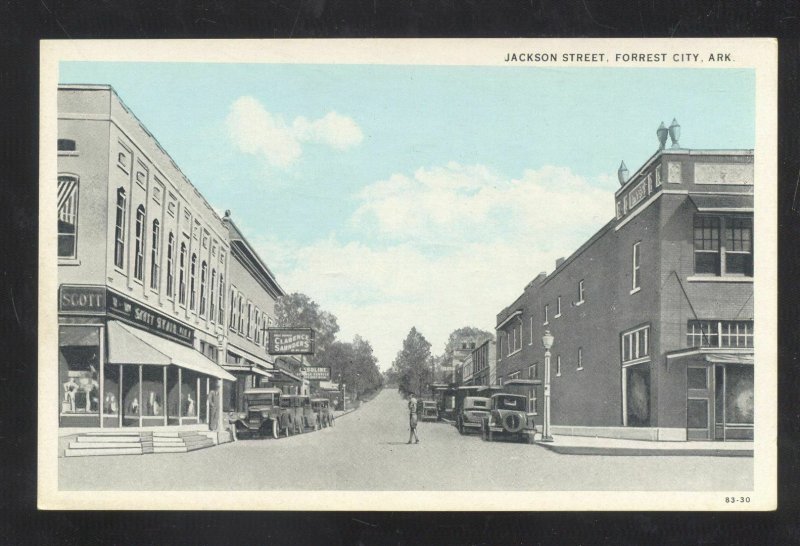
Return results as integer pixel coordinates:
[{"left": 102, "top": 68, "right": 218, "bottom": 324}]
[{"left": 60, "top": 62, "right": 755, "bottom": 366}]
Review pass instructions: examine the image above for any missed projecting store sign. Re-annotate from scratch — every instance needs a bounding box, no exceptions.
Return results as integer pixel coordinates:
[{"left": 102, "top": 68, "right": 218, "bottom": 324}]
[
  {"left": 303, "top": 367, "right": 331, "bottom": 381},
  {"left": 268, "top": 328, "right": 315, "bottom": 355},
  {"left": 107, "top": 291, "right": 194, "bottom": 346}
]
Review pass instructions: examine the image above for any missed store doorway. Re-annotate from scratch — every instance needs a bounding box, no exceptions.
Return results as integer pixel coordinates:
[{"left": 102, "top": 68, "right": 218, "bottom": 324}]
[{"left": 687, "top": 363, "right": 753, "bottom": 441}]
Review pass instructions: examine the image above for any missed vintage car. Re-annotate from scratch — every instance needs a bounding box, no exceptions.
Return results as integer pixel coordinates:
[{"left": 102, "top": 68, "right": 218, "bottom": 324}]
[
  {"left": 279, "top": 394, "right": 307, "bottom": 434},
  {"left": 481, "top": 393, "right": 536, "bottom": 443},
  {"left": 230, "top": 388, "right": 291, "bottom": 439},
  {"left": 420, "top": 400, "right": 439, "bottom": 421},
  {"left": 311, "top": 398, "right": 334, "bottom": 427},
  {"left": 456, "top": 396, "right": 491, "bottom": 434}
]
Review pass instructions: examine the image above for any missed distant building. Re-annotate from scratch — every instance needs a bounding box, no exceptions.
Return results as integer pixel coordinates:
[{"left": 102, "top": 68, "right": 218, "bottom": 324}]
[{"left": 495, "top": 123, "right": 754, "bottom": 442}]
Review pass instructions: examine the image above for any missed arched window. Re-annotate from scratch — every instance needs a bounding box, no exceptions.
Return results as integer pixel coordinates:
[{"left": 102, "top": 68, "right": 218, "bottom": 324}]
[
  {"left": 150, "top": 219, "right": 160, "bottom": 290},
  {"left": 209, "top": 269, "right": 217, "bottom": 322},
  {"left": 166, "top": 233, "right": 175, "bottom": 297},
  {"left": 189, "top": 254, "right": 197, "bottom": 310},
  {"left": 178, "top": 243, "right": 187, "bottom": 305},
  {"left": 229, "top": 288, "right": 236, "bottom": 329},
  {"left": 134, "top": 205, "right": 145, "bottom": 281},
  {"left": 114, "top": 188, "right": 127, "bottom": 268},
  {"left": 58, "top": 175, "right": 79, "bottom": 258},
  {"left": 238, "top": 294, "right": 245, "bottom": 334},
  {"left": 199, "top": 260, "right": 208, "bottom": 316}
]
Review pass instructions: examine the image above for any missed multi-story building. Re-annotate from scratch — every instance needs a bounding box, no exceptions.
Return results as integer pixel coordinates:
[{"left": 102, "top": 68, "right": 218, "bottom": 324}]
[
  {"left": 471, "top": 340, "right": 496, "bottom": 387},
  {"left": 459, "top": 352, "right": 474, "bottom": 386},
  {"left": 221, "top": 213, "right": 288, "bottom": 413},
  {"left": 495, "top": 122, "right": 754, "bottom": 442},
  {"left": 57, "top": 84, "right": 236, "bottom": 431}
]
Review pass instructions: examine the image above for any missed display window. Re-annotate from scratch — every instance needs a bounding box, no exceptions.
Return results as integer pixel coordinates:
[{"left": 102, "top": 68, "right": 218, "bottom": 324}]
[
  {"left": 103, "top": 364, "right": 120, "bottom": 425},
  {"left": 122, "top": 365, "right": 140, "bottom": 426},
  {"left": 59, "top": 326, "right": 100, "bottom": 418},
  {"left": 142, "top": 366, "right": 165, "bottom": 419},
  {"left": 167, "top": 366, "right": 181, "bottom": 425},
  {"left": 181, "top": 369, "right": 198, "bottom": 420}
]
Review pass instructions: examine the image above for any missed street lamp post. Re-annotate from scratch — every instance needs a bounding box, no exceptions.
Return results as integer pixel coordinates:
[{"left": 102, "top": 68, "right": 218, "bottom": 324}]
[{"left": 541, "top": 330, "right": 554, "bottom": 442}]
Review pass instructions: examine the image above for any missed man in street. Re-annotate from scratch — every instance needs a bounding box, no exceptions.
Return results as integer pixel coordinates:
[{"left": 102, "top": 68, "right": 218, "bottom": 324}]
[{"left": 407, "top": 392, "right": 420, "bottom": 444}]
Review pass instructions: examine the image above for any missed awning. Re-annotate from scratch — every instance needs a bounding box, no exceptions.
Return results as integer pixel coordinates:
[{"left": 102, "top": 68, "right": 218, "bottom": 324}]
[
  {"left": 496, "top": 310, "right": 523, "bottom": 330},
  {"left": 690, "top": 193, "right": 753, "bottom": 212},
  {"left": 503, "top": 379, "right": 542, "bottom": 387},
  {"left": 227, "top": 346, "right": 274, "bottom": 371},
  {"left": 269, "top": 368, "right": 302, "bottom": 383},
  {"left": 704, "top": 352, "right": 754, "bottom": 364},
  {"left": 252, "top": 367, "right": 273, "bottom": 378},
  {"left": 107, "top": 321, "right": 235, "bottom": 381}
]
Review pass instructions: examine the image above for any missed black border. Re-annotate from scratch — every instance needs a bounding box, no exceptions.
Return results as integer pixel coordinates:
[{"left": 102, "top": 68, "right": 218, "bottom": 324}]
[{"left": 2, "top": 1, "right": 799, "bottom": 544}]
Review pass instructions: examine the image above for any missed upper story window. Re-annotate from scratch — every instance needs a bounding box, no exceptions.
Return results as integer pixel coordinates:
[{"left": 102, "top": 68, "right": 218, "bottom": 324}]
[
  {"left": 133, "top": 205, "right": 146, "bottom": 282},
  {"left": 687, "top": 320, "right": 753, "bottom": 348},
  {"left": 556, "top": 355, "right": 562, "bottom": 377},
  {"left": 246, "top": 302, "right": 253, "bottom": 339},
  {"left": 178, "top": 243, "right": 187, "bottom": 305},
  {"left": 229, "top": 288, "right": 237, "bottom": 331},
  {"left": 577, "top": 347, "right": 583, "bottom": 370},
  {"left": 218, "top": 275, "right": 225, "bottom": 325},
  {"left": 199, "top": 261, "right": 208, "bottom": 316},
  {"left": 166, "top": 233, "right": 175, "bottom": 298},
  {"left": 149, "top": 220, "right": 161, "bottom": 290},
  {"left": 209, "top": 269, "right": 217, "bottom": 322},
  {"left": 694, "top": 215, "right": 753, "bottom": 276},
  {"left": 238, "top": 295, "right": 246, "bottom": 334},
  {"left": 57, "top": 176, "right": 79, "bottom": 258},
  {"left": 556, "top": 296, "right": 562, "bottom": 317},
  {"left": 58, "top": 139, "right": 76, "bottom": 152},
  {"left": 189, "top": 253, "right": 197, "bottom": 310},
  {"left": 529, "top": 363, "right": 538, "bottom": 379},
  {"left": 529, "top": 316, "right": 534, "bottom": 344},
  {"left": 543, "top": 304, "right": 549, "bottom": 325},
  {"left": 254, "top": 309, "right": 262, "bottom": 344},
  {"left": 577, "top": 279, "right": 585, "bottom": 304},
  {"left": 621, "top": 325, "right": 650, "bottom": 364},
  {"left": 631, "top": 241, "right": 641, "bottom": 292},
  {"left": 114, "top": 188, "right": 127, "bottom": 268}
]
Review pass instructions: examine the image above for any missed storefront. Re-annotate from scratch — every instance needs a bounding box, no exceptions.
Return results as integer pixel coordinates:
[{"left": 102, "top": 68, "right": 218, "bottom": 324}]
[
  {"left": 58, "top": 285, "right": 235, "bottom": 429},
  {"left": 222, "top": 347, "right": 273, "bottom": 413}
]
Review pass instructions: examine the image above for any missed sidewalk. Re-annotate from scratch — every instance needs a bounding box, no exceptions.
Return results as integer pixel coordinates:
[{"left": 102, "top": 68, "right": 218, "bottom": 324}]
[{"left": 534, "top": 435, "right": 753, "bottom": 457}]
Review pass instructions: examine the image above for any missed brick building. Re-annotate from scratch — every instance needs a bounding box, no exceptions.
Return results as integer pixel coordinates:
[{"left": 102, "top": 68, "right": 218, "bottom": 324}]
[{"left": 495, "top": 124, "right": 754, "bottom": 442}]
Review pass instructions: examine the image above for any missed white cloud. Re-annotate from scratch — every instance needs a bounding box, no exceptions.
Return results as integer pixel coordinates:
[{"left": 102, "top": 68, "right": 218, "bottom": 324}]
[
  {"left": 226, "top": 96, "right": 363, "bottom": 169},
  {"left": 251, "top": 163, "right": 616, "bottom": 370}
]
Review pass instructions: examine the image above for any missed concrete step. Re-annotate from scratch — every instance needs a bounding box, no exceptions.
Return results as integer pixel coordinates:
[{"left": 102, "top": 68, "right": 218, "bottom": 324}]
[
  {"left": 153, "top": 446, "right": 188, "bottom": 453},
  {"left": 151, "top": 436, "right": 183, "bottom": 443},
  {"left": 76, "top": 435, "right": 142, "bottom": 443},
  {"left": 69, "top": 441, "right": 142, "bottom": 449},
  {"left": 152, "top": 432, "right": 183, "bottom": 438},
  {"left": 82, "top": 431, "right": 141, "bottom": 436},
  {"left": 65, "top": 446, "right": 142, "bottom": 457}
]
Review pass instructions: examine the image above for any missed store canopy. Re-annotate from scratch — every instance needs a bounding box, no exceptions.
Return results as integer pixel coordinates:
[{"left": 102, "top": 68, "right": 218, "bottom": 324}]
[
  {"left": 107, "top": 321, "right": 235, "bottom": 381},
  {"left": 689, "top": 193, "right": 753, "bottom": 212},
  {"left": 704, "top": 352, "right": 754, "bottom": 365},
  {"left": 269, "top": 369, "right": 301, "bottom": 383},
  {"left": 251, "top": 367, "right": 273, "bottom": 378}
]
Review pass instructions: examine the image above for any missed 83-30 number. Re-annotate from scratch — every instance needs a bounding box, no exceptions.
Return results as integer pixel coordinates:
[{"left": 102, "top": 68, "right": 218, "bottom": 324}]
[{"left": 725, "top": 496, "right": 750, "bottom": 503}]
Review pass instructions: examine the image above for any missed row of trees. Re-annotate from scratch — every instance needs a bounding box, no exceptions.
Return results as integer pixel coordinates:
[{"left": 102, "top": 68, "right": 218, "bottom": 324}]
[
  {"left": 385, "top": 326, "right": 493, "bottom": 397},
  {"left": 274, "top": 293, "right": 383, "bottom": 399}
]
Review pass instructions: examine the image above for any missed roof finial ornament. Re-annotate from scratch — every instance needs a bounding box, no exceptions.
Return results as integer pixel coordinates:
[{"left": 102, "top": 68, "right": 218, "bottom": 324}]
[
  {"left": 657, "top": 121, "right": 668, "bottom": 150},
  {"left": 617, "top": 160, "right": 629, "bottom": 186},
  {"left": 668, "top": 118, "right": 681, "bottom": 148},
  {"left": 224, "top": 209, "right": 231, "bottom": 219}
]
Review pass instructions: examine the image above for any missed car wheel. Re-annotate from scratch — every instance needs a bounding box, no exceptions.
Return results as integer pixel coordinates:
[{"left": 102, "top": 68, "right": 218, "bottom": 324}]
[{"left": 481, "top": 423, "right": 487, "bottom": 441}]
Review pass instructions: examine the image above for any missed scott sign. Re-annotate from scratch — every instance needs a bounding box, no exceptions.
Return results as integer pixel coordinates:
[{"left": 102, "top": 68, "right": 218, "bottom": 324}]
[{"left": 268, "top": 328, "right": 315, "bottom": 355}]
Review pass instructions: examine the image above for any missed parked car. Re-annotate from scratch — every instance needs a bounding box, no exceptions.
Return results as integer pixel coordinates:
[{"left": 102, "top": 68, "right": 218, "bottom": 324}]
[
  {"left": 481, "top": 393, "right": 536, "bottom": 443},
  {"left": 299, "top": 395, "right": 321, "bottom": 431},
  {"left": 456, "top": 396, "right": 491, "bottom": 435},
  {"left": 420, "top": 400, "right": 439, "bottom": 421},
  {"left": 230, "top": 388, "right": 289, "bottom": 439},
  {"left": 279, "top": 394, "right": 307, "bottom": 434},
  {"left": 311, "top": 398, "right": 334, "bottom": 427}
]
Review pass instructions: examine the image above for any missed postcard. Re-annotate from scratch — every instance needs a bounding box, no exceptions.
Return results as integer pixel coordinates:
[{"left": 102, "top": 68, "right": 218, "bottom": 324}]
[{"left": 39, "top": 38, "right": 777, "bottom": 510}]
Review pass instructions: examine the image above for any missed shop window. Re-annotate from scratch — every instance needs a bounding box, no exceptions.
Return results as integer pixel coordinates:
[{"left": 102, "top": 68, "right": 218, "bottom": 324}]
[
  {"left": 150, "top": 219, "right": 160, "bottom": 290},
  {"left": 103, "top": 364, "right": 120, "bottom": 420},
  {"left": 122, "top": 364, "right": 140, "bottom": 426},
  {"left": 725, "top": 365, "right": 754, "bottom": 424},
  {"left": 693, "top": 215, "right": 753, "bottom": 277},
  {"left": 189, "top": 253, "right": 197, "bottom": 311},
  {"left": 687, "top": 320, "right": 753, "bottom": 348},
  {"left": 166, "top": 233, "right": 175, "bottom": 298},
  {"left": 59, "top": 326, "right": 100, "bottom": 418},
  {"left": 142, "top": 366, "right": 165, "bottom": 417},
  {"left": 199, "top": 261, "right": 208, "bottom": 316},
  {"left": 181, "top": 370, "right": 199, "bottom": 420},
  {"left": 178, "top": 243, "right": 187, "bottom": 305},
  {"left": 58, "top": 175, "right": 79, "bottom": 258},
  {"left": 631, "top": 241, "right": 641, "bottom": 291},
  {"left": 210, "top": 269, "right": 217, "bottom": 322},
  {"left": 134, "top": 205, "right": 145, "bottom": 282},
  {"left": 114, "top": 188, "right": 127, "bottom": 268}
]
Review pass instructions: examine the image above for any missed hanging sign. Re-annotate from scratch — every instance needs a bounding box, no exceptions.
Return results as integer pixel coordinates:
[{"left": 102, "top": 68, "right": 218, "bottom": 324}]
[{"left": 268, "top": 328, "right": 315, "bottom": 355}]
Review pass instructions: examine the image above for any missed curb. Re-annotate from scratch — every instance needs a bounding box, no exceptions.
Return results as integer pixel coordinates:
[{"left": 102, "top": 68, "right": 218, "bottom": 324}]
[{"left": 535, "top": 443, "right": 753, "bottom": 457}]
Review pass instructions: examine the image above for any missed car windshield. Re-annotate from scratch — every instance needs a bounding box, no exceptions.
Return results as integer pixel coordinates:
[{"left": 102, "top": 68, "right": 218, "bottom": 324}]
[
  {"left": 246, "top": 395, "right": 274, "bottom": 406},
  {"left": 466, "top": 401, "right": 488, "bottom": 409},
  {"left": 495, "top": 396, "right": 525, "bottom": 410}
]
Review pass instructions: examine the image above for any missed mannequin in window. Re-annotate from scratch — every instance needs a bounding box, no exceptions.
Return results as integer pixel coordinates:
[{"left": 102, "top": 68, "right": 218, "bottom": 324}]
[
  {"left": 186, "top": 393, "right": 195, "bottom": 416},
  {"left": 130, "top": 396, "right": 139, "bottom": 415},
  {"left": 63, "top": 377, "right": 78, "bottom": 412}
]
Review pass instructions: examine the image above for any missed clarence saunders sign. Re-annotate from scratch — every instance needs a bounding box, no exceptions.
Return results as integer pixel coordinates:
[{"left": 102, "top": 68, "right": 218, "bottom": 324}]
[{"left": 268, "top": 328, "right": 315, "bottom": 355}]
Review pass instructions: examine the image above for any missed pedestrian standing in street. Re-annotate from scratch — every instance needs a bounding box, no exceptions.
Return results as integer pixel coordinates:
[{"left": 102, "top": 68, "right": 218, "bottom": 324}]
[{"left": 407, "top": 392, "right": 420, "bottom": 444}]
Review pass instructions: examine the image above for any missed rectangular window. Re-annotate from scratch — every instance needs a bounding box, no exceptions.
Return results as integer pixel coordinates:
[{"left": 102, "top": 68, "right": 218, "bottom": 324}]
[
  {"left": 218, "top": 275, "right": 225, "bottom": 325},
  {"left": 632, "top": 241, "right": 641, "bottom": 291},
  {"left": 578, "top": 279, "right": 585, "bottom": 303},
  {"left": 238, "top": 296, "right": 245, "bottom": 335},
  {"left": 149, "top": 220, "right": 160, "bottom": 290},
  {"left": 556, "top": 355, "right": 561, "bottom": 377},
  {"left": 577, "top": 347, "right": 583, "bottom": 370},
  {"left": 529, "top": 363, "right": 537, "bottom": 379},
  {"left": 114, "top": 188, "right": 127, "bottom": 268},
  {"left": 687, "top": 320, "right": 753, "bottom": 348},
  {"left": 725, "top": 217, "right": 753, "bottom": 275},
  {"left": 229, "top": 288, "right": 237, "bottom": 331},
  {"left": 58, "top": 176, "right": 79, "bottom": 258},
  {"left": 693, "top": 215, "right": 753, "bottom": 277},
  {"left": 529, "top": 316, "right": 534, "bottom": 344},
  {"left": 621, "top": 325, "right": 650, "bottom": 364},
  {"left": 209, "top": 270, "right": 217, "bottom": 322},
  {"left": 693, "top": 216, "right": 720, "bottom": 275},
  {"left": 166, "top": 233, "right": 175, "bottom": 298},
  {"left": 134, "top": 206, "right": 146, "bottom": 282},
  {"left": 556, "top": 296, "right": 562, "bottom": 317},
  {"left": 544, "top": 304, "right": 549, "bottom": 325}
]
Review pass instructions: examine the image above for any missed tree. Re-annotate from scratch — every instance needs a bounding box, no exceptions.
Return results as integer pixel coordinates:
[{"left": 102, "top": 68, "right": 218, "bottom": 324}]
[
  {"left": 318, "top": 336, "right": 382, "bottom": 399},
  {"left": 437, "top": 326, "right": 494, "bottom": 382},
  {"left": 392, "top": 327, "right": 433, "bottom": 397},
  {"left": 274, "top": 292, "right": 339, "bottom": 366}
]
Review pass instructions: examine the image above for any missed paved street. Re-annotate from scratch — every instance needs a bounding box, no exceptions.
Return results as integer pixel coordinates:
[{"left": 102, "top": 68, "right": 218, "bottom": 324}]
[{"left": 59, "top": 388, "right": 752, "bottom": 491}]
